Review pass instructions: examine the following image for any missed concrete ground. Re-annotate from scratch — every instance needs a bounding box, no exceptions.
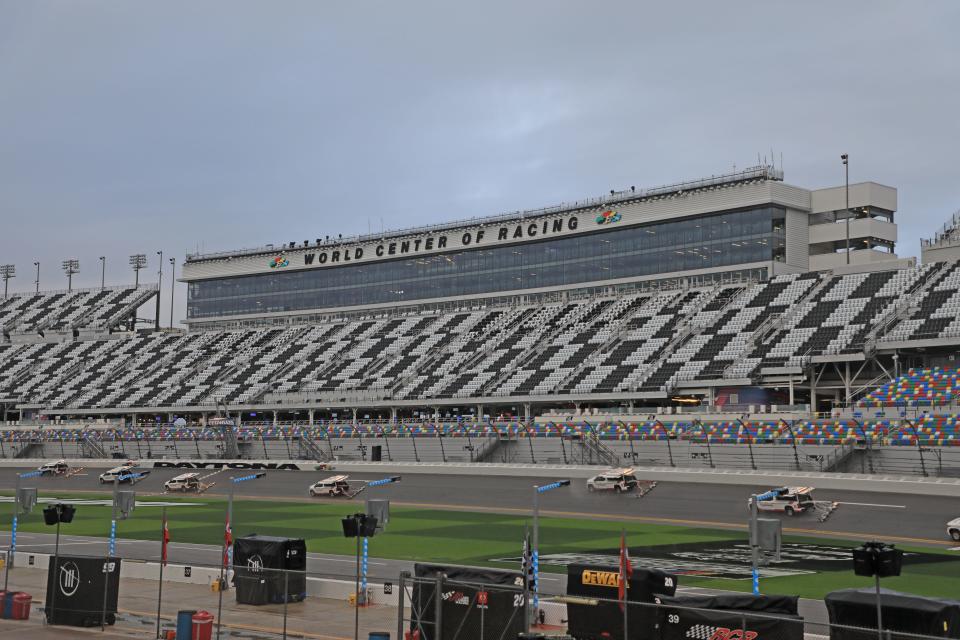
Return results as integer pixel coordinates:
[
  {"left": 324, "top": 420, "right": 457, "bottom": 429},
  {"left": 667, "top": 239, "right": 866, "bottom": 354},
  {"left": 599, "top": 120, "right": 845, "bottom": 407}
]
[
  {"left": 0, "top": 618, "right": 138, "bottom": 638},
  {"left": 3, "top": 565, "right": 399, "bottom": 639}
]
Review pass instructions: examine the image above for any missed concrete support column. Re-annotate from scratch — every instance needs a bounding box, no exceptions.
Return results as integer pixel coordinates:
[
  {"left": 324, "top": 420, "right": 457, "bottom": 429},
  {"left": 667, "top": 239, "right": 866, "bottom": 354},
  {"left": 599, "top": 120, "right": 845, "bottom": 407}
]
[
  {"left": 272, "top": 410, "right": 278, "bottom": 427},
  {"left": 809, "top": 368, "right": 817, "bottom": 414},
  {"left": 475, "top": 405, "right": 483, "bottom": 422},
  {"left": 390, "top": 407, "right": 397, "bottom": 424},
  {"left": 788, "top": 379, "right": 795, "bottom": 406},
  {"left": 352, "top": 407, "right": 358, "bottom": 424},
  {"left": 308, "top": 409, "right": 315, "bottom": 427},
  {"left": 201, "top": 413, "right": 208, "bottom": 427},
  {"left": 235, "top": 412, "right": 242, "bottom": 428},
  {"left": 433, "top": 406, "right": 440, "bottom": 424},
  {"left": 707, "top": 387, "right": 715, "bottom": 408},
  {"left": 523, "top": 403, "right": 532, "bottom": 422},
  {"left": 844, "top": 362, "right": 852, "bottom": 405}
]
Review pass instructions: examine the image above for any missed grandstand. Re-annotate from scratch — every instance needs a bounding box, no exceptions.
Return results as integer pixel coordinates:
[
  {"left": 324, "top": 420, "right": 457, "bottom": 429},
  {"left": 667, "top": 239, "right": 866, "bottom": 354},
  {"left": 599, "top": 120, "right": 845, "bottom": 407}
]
[
  {"left": 2, "top": 263, "right": 959, "bottom": 419},
  {"left": 0, "top": 284, "right": 156, "bottom": 340},
  {"left": 1, "top": 165, "right": 958, "bottom": 475}
]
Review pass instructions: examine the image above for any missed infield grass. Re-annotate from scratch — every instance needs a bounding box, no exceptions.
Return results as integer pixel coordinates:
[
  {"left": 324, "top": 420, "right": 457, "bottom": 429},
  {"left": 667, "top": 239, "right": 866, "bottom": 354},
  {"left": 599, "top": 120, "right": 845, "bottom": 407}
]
[{"left": 1, "top": 492, "right": 956, "bottom": 599}]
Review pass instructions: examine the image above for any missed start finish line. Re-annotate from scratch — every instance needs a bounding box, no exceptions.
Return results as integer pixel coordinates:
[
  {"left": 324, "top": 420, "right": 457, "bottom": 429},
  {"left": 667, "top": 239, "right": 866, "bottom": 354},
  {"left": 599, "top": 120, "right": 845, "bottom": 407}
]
[{"left": 0, "top": 497, "right": 203, "bottom": 508}]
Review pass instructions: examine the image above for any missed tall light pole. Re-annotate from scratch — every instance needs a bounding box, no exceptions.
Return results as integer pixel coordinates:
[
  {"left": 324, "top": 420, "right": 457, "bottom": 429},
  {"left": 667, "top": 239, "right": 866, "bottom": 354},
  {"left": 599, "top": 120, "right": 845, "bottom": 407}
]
[
  {"left": 750, "top": 493, "right": 761, "bottom": 595},
  {"left": 345, "top": 476, "right": 401, "bottom": 640},
  {"left": 62, "top": 259, "right": 79, "bottom": 291},
  {"left": 216, "top": 472, "right": 266, "bottom": 640},
  {"left": 531, "top": 480, "right": 570, "bottom": 625},
  {"left": 4, "top": 470, "right": 41, "bottom": 590},
  {"left": 129, "top": 254, "right": 146, "bottom": 288},
  {"left": 0, "top": 264, "right": 14, "bottom": 298},
  {"left": 169, "top": 257, "right": 175, "bottom": 329},
  {"left": 155, "top": 250, "right": 163, "bottom": 331},
  {"left": 33, "top": 261, "right": 39, "bottom": 293},
  {"left": 841, "top": 154, "right": 850, "bottom": 265},
  {"left": 99, "top": 256, "right": 106, "bottom": 289}
]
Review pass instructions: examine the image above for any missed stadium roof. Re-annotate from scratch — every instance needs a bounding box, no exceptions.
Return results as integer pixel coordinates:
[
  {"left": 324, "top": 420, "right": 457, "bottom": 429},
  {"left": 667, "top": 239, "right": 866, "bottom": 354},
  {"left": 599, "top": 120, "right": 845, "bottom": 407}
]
[{"left": 185, "top": 165, "right": 784, "bottom": 263}]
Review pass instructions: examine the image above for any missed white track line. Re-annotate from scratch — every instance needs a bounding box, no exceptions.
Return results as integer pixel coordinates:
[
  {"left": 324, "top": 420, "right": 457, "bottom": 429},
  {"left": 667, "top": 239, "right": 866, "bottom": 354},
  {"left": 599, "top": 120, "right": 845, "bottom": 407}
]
[{"left": 834, "top": 501, "right": 905, "bottom": 508}]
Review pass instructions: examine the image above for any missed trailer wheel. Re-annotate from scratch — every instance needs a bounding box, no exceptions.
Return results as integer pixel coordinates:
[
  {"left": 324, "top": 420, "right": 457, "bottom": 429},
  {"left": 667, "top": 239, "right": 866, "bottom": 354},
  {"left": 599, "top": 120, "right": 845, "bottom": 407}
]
[{"left": 784, "top": 506, "right": 795, "bottom": 516}]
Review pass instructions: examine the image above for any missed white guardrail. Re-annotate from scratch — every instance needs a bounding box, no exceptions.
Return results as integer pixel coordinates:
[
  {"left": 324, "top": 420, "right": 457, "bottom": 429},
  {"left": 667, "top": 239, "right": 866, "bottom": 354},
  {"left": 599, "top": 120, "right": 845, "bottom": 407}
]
[{"left": 1, "top": 458, "right": 959, "bottom": 496}]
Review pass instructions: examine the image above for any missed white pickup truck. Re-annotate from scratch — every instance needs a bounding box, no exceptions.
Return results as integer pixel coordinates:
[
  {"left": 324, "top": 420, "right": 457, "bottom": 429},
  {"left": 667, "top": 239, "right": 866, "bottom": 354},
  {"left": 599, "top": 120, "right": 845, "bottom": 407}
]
[
  {"left": 750, "top": 486, "right": 815, "bottom": 516},
  {"left": 948, "top": 517, "right": 960, "bottom": 541}
]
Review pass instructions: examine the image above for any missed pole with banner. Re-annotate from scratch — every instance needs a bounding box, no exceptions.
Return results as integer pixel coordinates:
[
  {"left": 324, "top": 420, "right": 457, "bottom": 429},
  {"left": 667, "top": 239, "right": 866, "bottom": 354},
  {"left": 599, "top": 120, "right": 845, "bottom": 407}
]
[
  {"left": 531, "top": 480, "right": 569, "bottom": 626},
  {"left": 619, "top": 529, "right": 633, "bottom": 640},
  {"left": 216, "top": 489, "right": 233, "bottom": 640},
  {"left": 110, "top": 478, "right": 119, "bottom": 557},
  {"left": 521, "top": 527, "right": 531, "bottom": 632},
  {"left": 216, "top": 473, "right": 265, "bottom": 640},
  {"left": 750, "top": 494, "right": 760, "bottom": 595},
  {"left": 5, "top": 470, "right": 42, "bottom": 590},
  {"left": 156, "top": 508, "right": 169, "bottom": 639},
  {"left": 6, "top": 472, "right": 20, "bottom": 588}
]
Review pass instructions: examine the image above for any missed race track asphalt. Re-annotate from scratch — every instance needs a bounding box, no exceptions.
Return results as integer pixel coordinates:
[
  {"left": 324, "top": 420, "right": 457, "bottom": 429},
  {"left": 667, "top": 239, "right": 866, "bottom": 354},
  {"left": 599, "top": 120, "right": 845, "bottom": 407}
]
[{"left": 0, "top": 465, "right": 955, "bottom": 545}]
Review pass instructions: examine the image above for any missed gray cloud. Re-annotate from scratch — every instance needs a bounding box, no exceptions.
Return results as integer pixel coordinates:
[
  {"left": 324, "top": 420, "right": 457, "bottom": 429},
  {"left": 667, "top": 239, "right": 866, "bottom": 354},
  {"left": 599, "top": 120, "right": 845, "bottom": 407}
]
[{"left": 1, "top": 0, "right": 958, "bottom": 324}]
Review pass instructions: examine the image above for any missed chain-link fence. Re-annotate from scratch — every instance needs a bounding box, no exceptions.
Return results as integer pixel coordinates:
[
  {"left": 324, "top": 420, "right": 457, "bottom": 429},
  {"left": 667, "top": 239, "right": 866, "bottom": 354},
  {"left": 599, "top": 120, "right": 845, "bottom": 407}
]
[
  {"left": 402, "top": 570, "right": 960, "bottom": 640},
  {"left": 1, "top": 552, "right": 400, "bottom": 639}
]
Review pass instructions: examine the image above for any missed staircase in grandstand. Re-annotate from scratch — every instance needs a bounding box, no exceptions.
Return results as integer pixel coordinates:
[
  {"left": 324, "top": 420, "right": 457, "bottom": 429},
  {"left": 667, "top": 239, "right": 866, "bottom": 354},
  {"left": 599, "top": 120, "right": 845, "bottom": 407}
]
[
  {"left": 297, "top": 434, "right": 330, "bottom": 462},
  {"left": 80, "top": 435, "right": 106, "bottom": 458}
]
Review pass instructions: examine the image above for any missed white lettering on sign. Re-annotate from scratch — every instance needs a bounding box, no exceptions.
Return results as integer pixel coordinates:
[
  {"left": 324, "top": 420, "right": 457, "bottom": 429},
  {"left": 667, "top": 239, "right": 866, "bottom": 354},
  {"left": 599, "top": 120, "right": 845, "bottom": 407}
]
[{"left": 297, "top": 216, "right": 581, "bottom": 272}]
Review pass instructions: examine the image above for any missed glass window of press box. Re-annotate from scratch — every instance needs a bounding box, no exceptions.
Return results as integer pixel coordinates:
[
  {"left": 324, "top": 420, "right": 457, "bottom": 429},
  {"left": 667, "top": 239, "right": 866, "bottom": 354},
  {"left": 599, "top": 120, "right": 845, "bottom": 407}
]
[{"left": 187, "top": 206, "right": 787, "bottom": 318}]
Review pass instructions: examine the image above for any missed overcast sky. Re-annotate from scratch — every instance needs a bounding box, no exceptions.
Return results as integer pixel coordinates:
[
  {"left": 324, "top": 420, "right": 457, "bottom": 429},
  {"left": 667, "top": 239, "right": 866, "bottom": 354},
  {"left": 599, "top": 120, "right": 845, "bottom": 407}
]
[{"left": 1, "top": 1, "right": 958, "bottom": 325}]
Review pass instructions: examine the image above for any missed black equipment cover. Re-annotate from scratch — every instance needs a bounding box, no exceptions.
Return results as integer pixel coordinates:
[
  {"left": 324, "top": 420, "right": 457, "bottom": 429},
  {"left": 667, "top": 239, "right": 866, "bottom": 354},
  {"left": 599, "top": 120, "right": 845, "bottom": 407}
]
[
  {"left": 826, "top": 588, "right": 960, "bottom": 640},
  {"left": 233, "top": 535, "right": 307, "bottom": 605},
  {"left": 657, "top": 594, "right": 803, "bottom": 640},
  {"left": 565, "top": 563, "right": 678, "bottom": 640},
  {"left": 411, "top": 563, "right": 526, "bottom": 640},
  {"left": 45, "top": 555, "right": 121, "bottom": 626}
]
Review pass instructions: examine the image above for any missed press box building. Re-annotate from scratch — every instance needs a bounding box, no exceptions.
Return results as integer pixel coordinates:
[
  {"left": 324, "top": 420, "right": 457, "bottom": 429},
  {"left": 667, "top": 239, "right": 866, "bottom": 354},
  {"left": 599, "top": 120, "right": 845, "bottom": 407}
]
[{"left": 181, "top": 166, "right": 901, "bottom": 330}]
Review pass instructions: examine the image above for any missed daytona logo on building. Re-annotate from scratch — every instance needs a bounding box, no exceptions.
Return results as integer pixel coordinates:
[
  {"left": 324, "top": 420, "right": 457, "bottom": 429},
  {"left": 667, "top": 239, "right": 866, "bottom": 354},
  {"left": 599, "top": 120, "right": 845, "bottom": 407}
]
[{"left": 596, "top": 210, "right": 621, "bottom": 225}]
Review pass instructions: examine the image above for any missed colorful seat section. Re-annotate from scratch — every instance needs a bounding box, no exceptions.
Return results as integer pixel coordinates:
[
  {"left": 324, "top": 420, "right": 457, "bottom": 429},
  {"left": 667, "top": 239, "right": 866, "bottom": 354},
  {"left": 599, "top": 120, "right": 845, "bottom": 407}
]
[
  {"left": 859, "top": 367, "right": 960, "bottom": 407},
  {"left": 3, "top": 414, "right": 957, "bottom": 447}
]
